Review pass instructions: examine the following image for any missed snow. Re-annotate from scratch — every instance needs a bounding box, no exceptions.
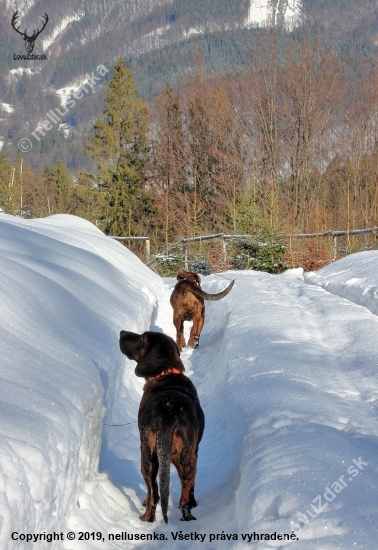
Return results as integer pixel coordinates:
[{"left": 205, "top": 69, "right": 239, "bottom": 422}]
[
  {"left": 246, "top": 0, "right": 271, "bottom": 26},
  {"left": 1, "top": 213, "right": 377, "bottom": 549},
  {"left": 1, "top": 103, "right": 14, "bottom": 114},
  {"left": 56, "top": 84, "right": 84, "bottom": 105},
  {"left": 8, "top": 67, "right": 40, "bottom": 79},
  {"left": 55, "top": 69, "right": 104, "bottom": 106},
  {"left": 246, "top": 0, "right": 302, "bottom": 28},
  {"left": 304, "top": 251, "right": 378, "bottom": 316},
  {"left": 5, "top": 0, "right": 33, "bottom": 12},
  {"left": 41, "top": 13, "right": 84, "bottom": 51}
]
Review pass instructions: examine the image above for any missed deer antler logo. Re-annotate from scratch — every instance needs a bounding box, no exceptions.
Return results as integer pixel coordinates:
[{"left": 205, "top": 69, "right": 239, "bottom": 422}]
[{"left": 11, "top": 11, "right": 48, "bottom": 54}]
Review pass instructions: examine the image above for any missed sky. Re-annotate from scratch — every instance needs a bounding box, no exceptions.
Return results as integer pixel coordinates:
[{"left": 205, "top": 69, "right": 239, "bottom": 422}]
[{"left": 0, "top": 212, "right": 377, "bottom": 549}]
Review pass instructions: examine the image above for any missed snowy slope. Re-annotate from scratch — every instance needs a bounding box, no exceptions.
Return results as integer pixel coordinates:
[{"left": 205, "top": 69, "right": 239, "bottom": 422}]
[
  {"left": 247, "top": 0, "right": 302, "bottom": 28},
  {"left": 0, "top": 213, "right": 164, "bottom": 549},
  {"left": 304, "top": 250, "right": 378, "bottom": 316},
  {"left": 1, "top": 213, "right": 377, "bottom": 549}
]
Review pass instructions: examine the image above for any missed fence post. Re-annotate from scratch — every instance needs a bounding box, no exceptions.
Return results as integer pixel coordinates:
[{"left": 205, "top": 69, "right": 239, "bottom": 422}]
[
  {"left": 183, "top": 243, "right": 188, "bottom": 269},
  {"left": 222, "top": 236, "right": 227, "bottom": 263},
  {"left": 145, "top": 239, "right": 150, "bottom": 263},
  {"left": 332, "top": 234, "right": 337, "bottom": 261}
]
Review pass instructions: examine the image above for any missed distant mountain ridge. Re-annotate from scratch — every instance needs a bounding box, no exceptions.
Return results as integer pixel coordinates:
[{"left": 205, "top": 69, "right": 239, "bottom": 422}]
[
  {"left": 2, "top": 0, "right": 378, "bottom": 172},
  {"left": 2, "top": 0, "right": 302, "bottom": 90},
  {"left": 0, "top": 0, "right": 304, "bottom": 164}
]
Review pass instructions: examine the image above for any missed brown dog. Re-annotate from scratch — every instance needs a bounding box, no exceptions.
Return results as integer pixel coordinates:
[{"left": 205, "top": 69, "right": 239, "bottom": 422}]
[
  {"left": 119, "top": 330, "right": 205, "bottom": 523},
  {"left": 170, "top": 270, "right": 234, "bottom": 351}
]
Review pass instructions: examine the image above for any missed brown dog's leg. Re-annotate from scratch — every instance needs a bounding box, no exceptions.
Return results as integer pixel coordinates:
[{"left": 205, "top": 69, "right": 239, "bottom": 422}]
[
  {"left": 187, "top": 306, "right": 204, "bottom": 348},
  {"left": 173, "top": 313, "right": 185, "bottom": 351}
]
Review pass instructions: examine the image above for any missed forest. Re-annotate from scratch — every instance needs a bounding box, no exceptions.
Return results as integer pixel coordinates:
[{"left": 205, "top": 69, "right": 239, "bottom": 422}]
[
  {"left": 2, "top": 18, "right": 378, "bottom": 273},
  {"left": 2, "top": 0, "right": 378, "bottom": 173}
]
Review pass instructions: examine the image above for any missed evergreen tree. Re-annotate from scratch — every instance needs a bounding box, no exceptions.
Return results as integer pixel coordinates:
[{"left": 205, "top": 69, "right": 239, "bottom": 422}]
[
  {"left": 71, "top": 172, "right": 104, "bottom": 224},
  {"left": 56, "top": 160, "right": 74, "bottom": 212},
  {"left": 84, "top": 58, "right": 150, "bottom": 235},
  {"left": 41, "top": 161, "right": 75, "bottom": 214}
]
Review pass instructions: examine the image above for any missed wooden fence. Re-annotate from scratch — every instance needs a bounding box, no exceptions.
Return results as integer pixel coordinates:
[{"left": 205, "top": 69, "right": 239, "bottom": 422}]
[
  {"left": 111, "top": 227, "right": 378, "bottom": 267},
  {"left": 287, "top": 227, "right": 378, "bottom": 262}
]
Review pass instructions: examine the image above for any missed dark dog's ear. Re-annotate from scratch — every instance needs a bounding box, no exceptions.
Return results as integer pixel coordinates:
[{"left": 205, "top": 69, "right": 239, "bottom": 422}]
[
  {"left": 119, "top": 330, "right": 145, "bottom": 361},
  {"left": 134, "top": 332, "right": 184, "bottom": 378}
]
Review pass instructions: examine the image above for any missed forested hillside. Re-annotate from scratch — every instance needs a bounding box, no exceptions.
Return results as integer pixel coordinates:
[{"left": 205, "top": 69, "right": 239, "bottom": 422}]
[
  {"left": 1, "top": 0, "right": 378, "bottom": 174},
  {"left": 2, "top": 1, "right": 378, "bottom": 272}
]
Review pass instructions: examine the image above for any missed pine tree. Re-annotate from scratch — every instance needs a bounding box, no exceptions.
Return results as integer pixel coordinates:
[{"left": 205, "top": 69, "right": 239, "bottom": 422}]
[
  {"left": 84, "top": 58, "right": 150, "bottom": 235},
  {"left": 56, "top": 160, "right": 74, "bottom": 212},
  {"left": 40, "top": 161, "right": 75, "bottom": 214},
  {"left": 71, "top": 171, "right": 104, "bottom": 224}
]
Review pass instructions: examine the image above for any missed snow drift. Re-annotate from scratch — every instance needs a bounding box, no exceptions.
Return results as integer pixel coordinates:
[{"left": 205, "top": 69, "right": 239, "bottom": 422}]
[
  {"left": 0, "top": 214, "right": 163, "bottom": 548},
  {"left": 1, "top": 213, "right": 377, "bottom": 549}
]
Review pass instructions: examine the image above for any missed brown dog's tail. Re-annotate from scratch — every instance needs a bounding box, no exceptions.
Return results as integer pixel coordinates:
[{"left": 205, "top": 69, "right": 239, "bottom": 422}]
[
  {"left": 157, "top": 422, "right": 176, "bottom": 524},
  {"left": 190, "top": 279, "right": 235, "bottom": 301}
]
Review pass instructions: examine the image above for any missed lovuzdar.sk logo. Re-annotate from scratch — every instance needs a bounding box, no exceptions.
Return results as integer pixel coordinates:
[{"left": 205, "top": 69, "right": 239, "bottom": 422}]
[{"left": 12, "top": 11, "right": 48, "bottom": 60}]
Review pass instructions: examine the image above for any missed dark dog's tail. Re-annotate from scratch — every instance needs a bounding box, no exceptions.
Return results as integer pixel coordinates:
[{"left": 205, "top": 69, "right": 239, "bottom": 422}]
[
  {"left": 191, "top": 279, "right": 235, "bottom": 301},
  {"left": 157, "top": 422, "right": 176, "bottom": 523}
]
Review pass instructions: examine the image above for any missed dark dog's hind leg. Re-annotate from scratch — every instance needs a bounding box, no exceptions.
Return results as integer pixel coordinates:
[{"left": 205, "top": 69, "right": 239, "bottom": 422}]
[
  {"left": 181, "top": 504, "right": 197, "bottom": 521},
  {"left": 172, "top": 434, "right": 198, "bottom": 521},
  {"left": 188, "top": 484, "right": 197, "bottom": 508},
  {"left": 140, "top": 439, "right": 159, "bottom": 522}
]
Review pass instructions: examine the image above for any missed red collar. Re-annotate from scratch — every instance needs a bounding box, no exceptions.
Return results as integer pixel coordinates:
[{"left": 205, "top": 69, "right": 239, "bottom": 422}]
[{"left": 147, "top": 367, "right": 182, "bottom": 381}]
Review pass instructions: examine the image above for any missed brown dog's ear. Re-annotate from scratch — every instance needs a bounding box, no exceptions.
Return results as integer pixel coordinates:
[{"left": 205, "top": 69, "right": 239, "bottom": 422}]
[
  {"left": 193, "top": 273, "right": 201, "bottom": 285},
  {"left": 177, "top": 270, "right": 201, "bottom": 286}
]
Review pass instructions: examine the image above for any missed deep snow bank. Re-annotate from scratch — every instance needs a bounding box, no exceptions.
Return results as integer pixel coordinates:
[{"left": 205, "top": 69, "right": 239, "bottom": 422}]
[
  {"left": 304, "top": 250, "right": 378, "bottom": 316},
  {"left": 0, "top": 214, "right": 163, "bottom": 549},
  {"left": 2, "top": 217, "right": 378, "bottom": 550}
]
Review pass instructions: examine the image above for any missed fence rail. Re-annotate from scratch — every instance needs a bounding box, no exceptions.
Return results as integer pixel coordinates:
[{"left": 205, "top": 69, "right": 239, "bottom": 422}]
[
  {"left": 111, "top": 227, "right": 378, "bottom": 268},
  {"left": 287, "top": 227, "right": 378, "bottom": 262}
]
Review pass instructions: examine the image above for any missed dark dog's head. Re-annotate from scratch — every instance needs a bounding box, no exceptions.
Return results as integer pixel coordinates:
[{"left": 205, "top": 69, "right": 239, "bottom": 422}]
[
  {"left": 119, "top": 330, "right": 185, "bottom": 378},
  {"left": 176, "top": 270, "right": 201, "bottom": 286}
]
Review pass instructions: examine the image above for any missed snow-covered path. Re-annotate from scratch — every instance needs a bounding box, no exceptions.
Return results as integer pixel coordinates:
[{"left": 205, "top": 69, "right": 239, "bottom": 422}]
[
  {"left": 68, "top": 272, "right": 378, "bottom": 549},
  {"left": 1, "top": 214, "right": 377, "bottom": 549}
]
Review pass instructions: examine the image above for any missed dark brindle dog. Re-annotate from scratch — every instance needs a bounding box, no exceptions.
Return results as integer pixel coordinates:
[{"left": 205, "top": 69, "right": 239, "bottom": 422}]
[
  {"left": 170, "top": 270, "right": 234, "bottom": 351},
  {"left": 119, "top": 330, "right": 205, "bottom": 523}
]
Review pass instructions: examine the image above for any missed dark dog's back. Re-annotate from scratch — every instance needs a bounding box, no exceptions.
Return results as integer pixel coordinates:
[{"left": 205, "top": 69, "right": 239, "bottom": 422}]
[
  {"left": 139, "top": 374, "right": 204, "bottom": 449},
  {"left": 139, "top": 376, "right": 204, "bottom": 522},
  {"left": 119, "top": 330, "right": 204, "bottom": 523}
]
